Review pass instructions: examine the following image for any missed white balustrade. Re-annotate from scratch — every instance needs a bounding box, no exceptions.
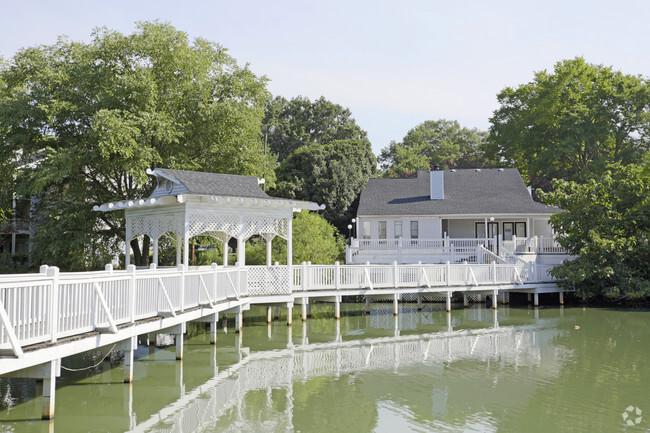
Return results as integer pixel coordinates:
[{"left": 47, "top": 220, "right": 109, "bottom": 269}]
[{"left": 0, "top": 260, "right": 558, "bottom": 356}]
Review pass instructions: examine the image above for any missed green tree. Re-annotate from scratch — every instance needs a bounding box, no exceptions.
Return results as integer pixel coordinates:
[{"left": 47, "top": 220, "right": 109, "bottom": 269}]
[
  {"left": 263, "top": 95, "right": 370, "bottom": 162},
  {"left": 379, "top": 119, "right": 488, "bottom": 177},
  {"left": 272, "top": 139, "right": 376, "bottom": 232},
  {"left": 245, "top": 211, "right": 345, "bottom": 265},
  {"left": 539, "top": 164, "right": 650, "bottom": 301},
  {"left": 0, "top": 22, "right": 272, "bottom": 270},
  {"left": 488, "top": 58, "right": 650, "bottom": 190}
]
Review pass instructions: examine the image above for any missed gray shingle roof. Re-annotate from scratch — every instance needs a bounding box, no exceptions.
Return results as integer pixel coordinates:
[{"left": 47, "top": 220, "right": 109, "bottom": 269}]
[
  {"left": 357, "top": 169, "right": 559, "bottom": 216},
  {"left": 153, "top": 168, "right": 271, "bottom": 199}
]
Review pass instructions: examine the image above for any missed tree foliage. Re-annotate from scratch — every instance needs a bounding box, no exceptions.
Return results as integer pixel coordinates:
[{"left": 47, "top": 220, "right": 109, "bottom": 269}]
[
  {"left": 263, "top": 95, "right": 370, "bottom": 162},
  {"left": 488, "top": 58, "right": 650, "bottom": 190},
  {"left": 378, "top": 119, "right": 488, "bottom": 177},
  {"left": 245, "top": 211, "right": 345, "bottom": 265},
  {"left": 272, "top": 139, "right": 376, "bottom": 232},
  {"left": 0, "top": 22, "right": 272, "bottom": 270},
  {"left": 540, "top": 164, "right": 650, "bottom": 302}
]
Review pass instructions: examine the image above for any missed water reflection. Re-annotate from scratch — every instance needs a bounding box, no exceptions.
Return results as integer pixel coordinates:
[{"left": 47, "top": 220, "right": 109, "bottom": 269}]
[{"left": 1, "top": 305, "right": 649, "bottom": 433}]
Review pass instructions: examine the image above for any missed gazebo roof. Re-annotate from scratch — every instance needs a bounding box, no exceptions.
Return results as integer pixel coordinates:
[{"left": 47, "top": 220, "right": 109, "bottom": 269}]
[
  {"left": 151, "top": 168, "right": 271, "bottom": 199},
  {"left": 93, "top": 168, "right": 324, "bottom": 212}
]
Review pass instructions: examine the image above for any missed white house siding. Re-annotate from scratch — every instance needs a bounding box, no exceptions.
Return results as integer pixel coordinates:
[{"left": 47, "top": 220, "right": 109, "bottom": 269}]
[
  {"left": 357, "top": 217, "right": 442, "bottom": 239},
  {"left": 359, "top": 216, "right": 554, "bottom": 240}
]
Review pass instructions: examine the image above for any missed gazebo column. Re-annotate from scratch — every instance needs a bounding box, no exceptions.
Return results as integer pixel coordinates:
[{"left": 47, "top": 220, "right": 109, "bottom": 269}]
[
  {"left": 176, "top": 234, "right": 182, "bottom": 266},
  {"left": 222, "top": 238, "right": 229, "bottom": 266},
  {"left": 237, "top": 237, "right": 246, "bottom": 266},
  {"left": 153, "top": 236, "right": 159, "bottom": 266},
  {"left": 287, "top": 217, "right": 293, "bottom": 266},
  {"left": 125, "top": 236, "right": 131, "bottom": 267},
  {"left": 261, "top": 233, "right": 276, "bottom": 267},
  {"left": 183, "top": 213, "right": 190, "bottom": 267}
]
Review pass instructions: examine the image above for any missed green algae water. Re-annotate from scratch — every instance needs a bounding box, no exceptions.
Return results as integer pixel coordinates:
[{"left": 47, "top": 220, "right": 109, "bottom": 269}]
[{"left": 0, "top": 304, "right": 649, "bottom": 432}]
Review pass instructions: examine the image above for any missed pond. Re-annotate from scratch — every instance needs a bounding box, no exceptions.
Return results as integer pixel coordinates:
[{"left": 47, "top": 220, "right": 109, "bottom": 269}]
[{"left": 0, "top": 303, "right": 648, "bottom": 432}]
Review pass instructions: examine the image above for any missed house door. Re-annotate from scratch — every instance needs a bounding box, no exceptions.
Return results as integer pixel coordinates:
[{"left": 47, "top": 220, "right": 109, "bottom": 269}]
[{"left": 475, "top": 222, "right": 499, "bottom": 239}]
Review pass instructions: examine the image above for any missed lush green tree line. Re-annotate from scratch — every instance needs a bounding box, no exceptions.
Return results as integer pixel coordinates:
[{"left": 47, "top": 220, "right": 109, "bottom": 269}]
[{"left": 0, "top": 22, "right": 353, "bottom": 270}]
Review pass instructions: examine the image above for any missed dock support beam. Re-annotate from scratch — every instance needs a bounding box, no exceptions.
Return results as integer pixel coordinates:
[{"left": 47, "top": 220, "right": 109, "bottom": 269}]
[
  {"left": 527, "top": 293, "right": 532, "bottom": 304},
  {"left": 210, "top": 318, "right": 218, "bottom": 344},
  {"left": 301, "top": 302, "right": 307, "bottom": 321},
  {"left": 335, "top": 297, "right": 341, "bottom": 319},
  {"left": 417, "top": 295, "right": 423, "bottom": 311},
  {"left": 41, "top": 361, "right": 59, "bottom": 420},
  {"left": 123, "top": 336, "right": 137, "bottom": 383},
  {"left": 463, "top": 293, "right": 469, "bottom": 308},
  {"left": 534, "top": 292, "right": 539, "bottom": 307},
  {"left": 287, "top": 306, "right": 293, "bottom": 325},
  {"left": 365, "top": 298, "right": 371, "bottom": 314},
  {"left": 559, "top": 290, "right": 564, "bottom": 305},
  {"left": 446, "top": 291, "right": 451, "bottom": 312},
  {"left": 393, "top": 293, "right": 399, "bottom": 316},
  {"left": 492, "top": 290, "right": 498, "bottom": 309},
  {"left": 235, "top": 311, "right": 243, "bottom": 333},
  {"left": 267, "top": 306, "right": 272, "bottom": 323}
]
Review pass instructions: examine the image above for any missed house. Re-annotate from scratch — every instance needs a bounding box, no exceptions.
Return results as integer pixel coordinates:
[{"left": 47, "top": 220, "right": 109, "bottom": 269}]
[{"left": 350, "top": 168, "right": 563, "bottom": 264}]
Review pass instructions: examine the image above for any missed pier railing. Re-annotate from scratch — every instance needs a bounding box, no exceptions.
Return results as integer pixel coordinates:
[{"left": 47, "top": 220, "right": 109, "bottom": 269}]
[
  {"left": 0, "top": 261, "right": 554, "bottom": 357},
  {"left": 0, "top": 264, "right": 247, "bottom": 357}
]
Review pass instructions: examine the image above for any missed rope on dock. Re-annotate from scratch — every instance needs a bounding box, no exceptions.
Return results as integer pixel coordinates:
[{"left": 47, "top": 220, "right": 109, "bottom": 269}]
[{"left": 60, "top": 344, "right": 117, "bottom": 372}]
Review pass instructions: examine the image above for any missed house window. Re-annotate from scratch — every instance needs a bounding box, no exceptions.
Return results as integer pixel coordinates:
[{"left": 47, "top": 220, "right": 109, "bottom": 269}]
[
  {"left": 410, "top": 221, "right": 419, "bottom": 239},
  {"left": 378, "top": 221, "right": 387, "bottom": 239},
  {"left": 394, "top": 221, "right": 402, "bottom": 238},
  {"left": 363, "top": 221, "right": 371, "bottom": 239},
  {"left": 514, "top": 222, "right": 527, "bottom": 238}
]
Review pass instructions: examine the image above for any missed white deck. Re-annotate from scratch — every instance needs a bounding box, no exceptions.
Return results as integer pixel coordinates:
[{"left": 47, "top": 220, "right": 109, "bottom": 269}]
[{"left": 0, "top": 261, "right": 560, "bottom": 376}]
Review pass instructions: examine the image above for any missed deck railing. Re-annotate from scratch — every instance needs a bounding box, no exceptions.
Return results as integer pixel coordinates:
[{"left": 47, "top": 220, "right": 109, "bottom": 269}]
[
  {"left": 0, "top": 264, "right": 247, "bottom": 357},
  {"left": 0, "top": 260, "right": 554, "bottom": 357}
]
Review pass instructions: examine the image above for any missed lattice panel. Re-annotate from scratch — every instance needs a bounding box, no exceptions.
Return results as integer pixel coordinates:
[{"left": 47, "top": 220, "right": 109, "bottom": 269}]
[
  {"left": 189, "top": 213, "right": 290, "bottom": 240},
  {"left": 246, "top": 266, "right": 291, "bottom": 296},
  {"left": 156, "top": 213, "right": 184, "bottom": 240},
  {"left": 127, "top": 216, "right": 154, "bottom": 241}
]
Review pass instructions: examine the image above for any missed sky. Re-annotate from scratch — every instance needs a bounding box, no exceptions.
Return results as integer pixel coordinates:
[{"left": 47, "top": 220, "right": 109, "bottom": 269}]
[{"left": 1, "top": 0, "right": 649, "bottom": 156}]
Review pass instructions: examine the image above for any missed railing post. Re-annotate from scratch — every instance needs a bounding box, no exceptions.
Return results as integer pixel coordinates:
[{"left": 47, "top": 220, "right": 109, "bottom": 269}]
[
  {"left": 397, "top": 238, "right": 403, "bottom": 264},
  {"left": 451, "top": 244, "right": 455, "bottom": 263},
  {"left": 178, "top": 264, "right": 186, "bottom": 312},
  {"left": 211, "top": 263, "right": 218, "bottom": 300},
  {"left": 464, "top": 261, "right": 469, "bottom": 285},
  {"left": 302, "top": 262, "right": 307, "bottom": 291},
  {"left": 46, "top": 267, "right": 59, "bottom": 343},
  {"left": 476, "top": 245, "right": 482, "bottom": 264},
  {"left": 539, "top": 235, "right": 544, "bottom": 253},
  {"left": 492, "top": 262, "right": 497, "bottom": 284},
  {"left": 335, "top": 261, "right": 341, "bottom": 290},
  {"left": 446, "top": 261, "right": 451, "bottom": 286},
  {"left": 127, "top": 265, "right": 136, "bottom": 323},
  {"left": 393, "top": 261, "right": 399, "bottom": 288}
]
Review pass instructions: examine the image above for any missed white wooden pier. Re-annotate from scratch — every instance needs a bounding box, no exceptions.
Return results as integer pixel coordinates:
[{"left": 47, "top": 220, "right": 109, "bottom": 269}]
[{"left": 0, "top": 260, "right": 562, "bottom": 419}]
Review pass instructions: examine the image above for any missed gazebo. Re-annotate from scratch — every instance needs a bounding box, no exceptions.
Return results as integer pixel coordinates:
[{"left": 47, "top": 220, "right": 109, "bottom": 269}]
[{"left": 93, "top": 168, "right": 323, "bottom": 267}]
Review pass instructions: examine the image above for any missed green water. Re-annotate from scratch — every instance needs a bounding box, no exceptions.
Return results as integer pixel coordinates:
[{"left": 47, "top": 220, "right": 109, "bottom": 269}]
[{"left": 0, "top": 304, "right": 649, "bottom": 432}]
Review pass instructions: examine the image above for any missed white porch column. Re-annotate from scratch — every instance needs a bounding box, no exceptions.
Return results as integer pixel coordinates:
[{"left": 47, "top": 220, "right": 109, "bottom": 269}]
[
  {"left": 183, "top": 214, "right": 190, "bottom": 267},
  {"left": 237, "top": 237, "right": 245, "bottom": 267},
  {"left": 175, "top": 234, "right": 182, "bottom": 266},
  {"left": 287, "top": 216, "right": 293, "bottom": 266},
  {"left": 262, "top": 233, "right": 276, "bottom": 267},
  {"left": 222, "top": 238, "right": 229, "bottom": 266},
  {"left": 153, "top": 236, "right": 159, "bottom": 266},
  {"left": 125, "top": 236, "right": 131, "bottom": 267},
  {"left": 526, "top": 217, "right": 530, "bottom": 238}
]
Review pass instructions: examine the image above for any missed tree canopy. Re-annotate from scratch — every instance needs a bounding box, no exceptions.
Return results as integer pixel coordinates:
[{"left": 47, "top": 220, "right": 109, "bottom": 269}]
[
  {"left": 272, "top": 139, "right": 376, "bottom": 232},
  {"left": 263, "top": 95, "right": 370, "bottom": 162},
  {"left": 245, "top": 211, "right": 345, "bottom": 265},
  {"left": 488, "top": 58, "right": 650, "bottom": 190},
  {"left": 0, "top": 22, "right": 272, "bottom": 270},
  {"left": 540, "top": 164, "right": 650, "bottom": 302},
  {"left": 378, "top": 119, "right": 488, "bottom": 177}
]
